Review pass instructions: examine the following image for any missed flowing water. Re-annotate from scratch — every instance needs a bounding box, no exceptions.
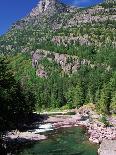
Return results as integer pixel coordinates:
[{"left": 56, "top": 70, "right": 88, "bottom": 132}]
[{"left": 18, "top": 127, "right": 98, "bottom": 155}]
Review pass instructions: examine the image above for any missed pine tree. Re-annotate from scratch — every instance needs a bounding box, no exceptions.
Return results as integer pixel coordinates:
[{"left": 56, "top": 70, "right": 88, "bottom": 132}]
[
  {"left": 97, "top": 84, "right": 111, "bottom": 114},
  {"left": 85, "top": 89, "right": 93, "bottom": 104},
  {"left": 110, "top": 91, "right": 116, "bottom": 114},
  {"left": 66, "top": 83, "right": 84, "bottom": 108}
]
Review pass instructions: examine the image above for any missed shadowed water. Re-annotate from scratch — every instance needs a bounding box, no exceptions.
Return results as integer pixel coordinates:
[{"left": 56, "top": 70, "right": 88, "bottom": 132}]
[{"left": 18, "top": 127, "right": 98, "bottom": 155}]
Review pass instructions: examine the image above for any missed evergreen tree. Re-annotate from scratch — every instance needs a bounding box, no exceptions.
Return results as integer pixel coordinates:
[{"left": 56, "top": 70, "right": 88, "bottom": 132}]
[
  {"left": 110, "top": 91, "right": 116, "bottom": 114},
  {"left": 0, "top": 57, "right": 36, "bottom": 129},
  {"left": 97, "top": 84, "right": 111, "bottom": 114},
  {"left": 66, "top": 83, "right": 84, "bottom": 108}
]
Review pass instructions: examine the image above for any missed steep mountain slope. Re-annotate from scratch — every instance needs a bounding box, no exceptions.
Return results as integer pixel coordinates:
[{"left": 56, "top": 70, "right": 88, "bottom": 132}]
[
  {"left": 0, "top": 0, "right": 115, "bottom": 55},
  {"left": 0, "top": 0, "right": 116, "bottom": 112},
  {"left": 12, "top": 0, "right": 72, "bottom": 30}
]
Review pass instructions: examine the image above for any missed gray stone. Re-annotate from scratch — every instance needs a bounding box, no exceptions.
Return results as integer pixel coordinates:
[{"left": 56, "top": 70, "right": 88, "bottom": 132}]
[{"left": 98, "top": 140, "right": 116, "bottom": 155}]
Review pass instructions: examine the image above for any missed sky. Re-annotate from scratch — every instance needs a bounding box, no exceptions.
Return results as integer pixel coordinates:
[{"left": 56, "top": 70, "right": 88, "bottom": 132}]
[{"left": 0, "top": 0, "right": 104, "bottom": 35}]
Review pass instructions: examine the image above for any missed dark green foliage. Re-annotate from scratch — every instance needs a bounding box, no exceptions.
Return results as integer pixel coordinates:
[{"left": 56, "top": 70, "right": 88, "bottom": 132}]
[
  {"left": 4, "top": 53, "right": 115, "bottom": 115},
  {"left": 110, "top": 91, "right": 116, "bottom": 114},
  {"left": 100, "top": 115, "right": 110, "bottom": 127},
  {"left": 0, "top": 57, "right": 36, "bottom": 130},
  {"left": 0, "top": 1, "right": 116, "bottom": 154},
  {"left": 0, "top": 0, "right": 116, "bottom": 118},
  {"left": 66, "top": 82, "right": 84, "bottom": 108}
]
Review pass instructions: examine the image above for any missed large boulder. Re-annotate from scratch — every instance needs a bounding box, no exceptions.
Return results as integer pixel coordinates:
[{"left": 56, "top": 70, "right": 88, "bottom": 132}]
[{"left": 98, "top": 140, "right": 116, "bottom": 155}]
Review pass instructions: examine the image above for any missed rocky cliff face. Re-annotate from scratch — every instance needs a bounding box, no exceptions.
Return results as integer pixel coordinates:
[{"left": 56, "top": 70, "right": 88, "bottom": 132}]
[
  {"left": 30, "top": 0, "right": 56, "bottom": 15},
  {"left": 29, "top": 0, "right": 68, "bottom": 16},
  {"left": 12, "top": 0, "right": 71, "bottom": 29},
  {"left": 0, "top": 0, "right": 115, "bottom": 78},
  {"left": 105, "top": 0, "right": 116, "bottom": 3},
  {"left": 12, "top": 0, "right": 116, "bottom": 31},
  {"left": 32, "top": 49, "right": 111, "bottom": 78}
]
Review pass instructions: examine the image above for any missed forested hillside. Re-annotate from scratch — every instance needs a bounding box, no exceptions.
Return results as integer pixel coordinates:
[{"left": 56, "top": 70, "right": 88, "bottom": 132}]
[{"left": 0, "top": 0, "right": 116, "bottom": 118}]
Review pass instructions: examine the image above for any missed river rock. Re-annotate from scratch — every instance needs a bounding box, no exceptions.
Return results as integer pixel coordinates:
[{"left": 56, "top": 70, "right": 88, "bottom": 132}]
[
  {"left": 5, "top": 131, "right": 47, "bottom": 142},
  {"left": 98, "top": 140, "right": 116, "bottom": 155}
]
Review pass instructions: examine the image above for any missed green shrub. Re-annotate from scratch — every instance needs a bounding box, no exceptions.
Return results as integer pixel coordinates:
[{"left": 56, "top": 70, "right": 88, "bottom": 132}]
[{"left": 100, "top": 115, "right": 110, "bottom": 127}]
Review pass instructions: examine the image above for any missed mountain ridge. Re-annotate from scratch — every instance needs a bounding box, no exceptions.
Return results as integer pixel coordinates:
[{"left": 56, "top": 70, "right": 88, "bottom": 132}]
[{"left": 11, "top": 0, "right": 74, "bottom": 30}]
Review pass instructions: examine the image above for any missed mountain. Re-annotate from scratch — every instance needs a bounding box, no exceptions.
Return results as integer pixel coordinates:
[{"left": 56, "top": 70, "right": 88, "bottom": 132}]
[
  {"left": 29, "top": 0, "right": 70, "bottom": 16},
  {"left": 1, "top": 0, "right": 115, "bottom": 60},
  {"left": 0, "top": 0, "right": 116, "bottom": 113},
  {"left": 105, "top": 0, "right": 116, "bottom": 3},
  {"left": 12, "top": 0, "right": 72, "bottom": 30}
]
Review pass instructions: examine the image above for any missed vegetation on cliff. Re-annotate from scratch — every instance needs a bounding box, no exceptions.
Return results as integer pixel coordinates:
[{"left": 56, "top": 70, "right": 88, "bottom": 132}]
[
  {"left": 0, "top": 0, "right": 116, "bottom": 115},
  {"left": 0, "top": 0, "right": 116, "bottom": 125},
  {"left": 0, "top": 0, "right": 116, "bottom": 153}
]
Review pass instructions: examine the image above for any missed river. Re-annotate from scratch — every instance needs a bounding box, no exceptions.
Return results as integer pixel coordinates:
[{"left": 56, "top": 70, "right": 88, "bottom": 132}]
[{"left": 18, "top": 127, "right": 98, "bottom": 155}]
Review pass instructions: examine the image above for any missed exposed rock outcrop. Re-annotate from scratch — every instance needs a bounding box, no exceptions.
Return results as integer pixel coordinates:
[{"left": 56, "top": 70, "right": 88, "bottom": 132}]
[
  {"left": 32, "top": 49, "right": 111, "bottom": 77},
  {"left": 36, "top": 69, "right": 48, "bottom": 78},
  {"left": 4, "top": 131, "right": 46, "bottom": 142},
  {"left": 29, "top": 0, "right": 69, "bottom": 17},
  {"left": 12, "top": 0, "right": 71, "bottom": 29},
  {"left": 52, "top": 35, "right": 92, "bottom": 46}
]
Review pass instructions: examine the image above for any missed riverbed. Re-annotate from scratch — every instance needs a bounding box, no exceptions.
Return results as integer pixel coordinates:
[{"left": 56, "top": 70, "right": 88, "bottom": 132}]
[
  {"left": 4, "top": 105, "right": 116, "bottom": 155},
  {"left": 17, "top": 127, "right": 98, "bottom": 155}
]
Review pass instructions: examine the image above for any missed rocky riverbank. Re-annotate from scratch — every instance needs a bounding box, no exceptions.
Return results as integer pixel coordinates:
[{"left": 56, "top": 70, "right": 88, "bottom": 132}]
[
  {"left": 4, "top": 106, "right": 116, "bottom": 144},
  {"left": 3, "top": 105, "right": 116, "bottom": 154},
  {"left": 44, "top": 105, "right": 116, "bottom": 144},
  {"left": 4, "top": 130, "right": 47, "bottom": 143}
]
